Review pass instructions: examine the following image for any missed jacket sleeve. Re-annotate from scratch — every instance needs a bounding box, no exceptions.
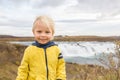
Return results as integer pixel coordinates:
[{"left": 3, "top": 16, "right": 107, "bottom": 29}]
[
  {"left": 16, "top": 48, "right": 29, "bottom": 80},
  {"left": 56, "top": 52, "right": 66, "bottom": 80}
]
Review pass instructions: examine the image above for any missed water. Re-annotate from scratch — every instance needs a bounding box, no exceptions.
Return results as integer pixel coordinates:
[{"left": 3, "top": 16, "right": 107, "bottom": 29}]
[
  {"left": 57, "top": 41, "right": 115, "bottom": 57},
  {"left": 10, "top": 41, "right": 116, "bottom": 66}
]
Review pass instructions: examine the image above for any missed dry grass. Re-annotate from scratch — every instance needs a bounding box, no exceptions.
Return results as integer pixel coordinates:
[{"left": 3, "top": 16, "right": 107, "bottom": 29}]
[
  {"left": 0, "top": 37, "right": 34, "bottom": 42},
  {"left": 0, "top": 35, "right": 119, "bottom": 42},
  {"left": 54, "top": 36, "right": 116, "bottom": 41},
  {"left": 0, "top": 42, "right": 26, "bottom": 80}
]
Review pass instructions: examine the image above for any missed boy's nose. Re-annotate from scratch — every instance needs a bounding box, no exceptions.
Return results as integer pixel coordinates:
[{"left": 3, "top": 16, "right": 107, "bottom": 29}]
[{"left": 40, "top": 33, "right": 46, "bottom": 36}]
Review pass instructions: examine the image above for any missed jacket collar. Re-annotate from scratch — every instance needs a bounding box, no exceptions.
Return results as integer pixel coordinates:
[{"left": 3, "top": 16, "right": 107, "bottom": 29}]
[{"left": 32, "top": 41, "right": 57, "bottom": 49}]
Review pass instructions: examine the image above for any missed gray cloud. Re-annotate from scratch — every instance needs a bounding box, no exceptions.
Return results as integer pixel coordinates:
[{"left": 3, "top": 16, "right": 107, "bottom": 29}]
[
  {"left": 0, "top": 0, "right": 120, "bottom": 26},
  {"left": 0, "top": 0, "right": 120, "bottom": 36},
  {"left": 61, "top": 0, "right": 120, "bottom": 20},
  {"left": 30, "top": 0, "right": 65, "bottom": 8},
  {"left": 77, "top": 0, "right": 120, "bottom": 12},
  {"left": 1, "top": 0, "right": 120, "bottom": 14},
  {"left": 0, "top": 0, "right": 65, "bottom": 8},
  {"left": 0, "top": 0, "right": 29, "bottom": 7},
  {"left": 0, "top": 12, "right": 31, "bottom": 29},
  {"left": 0, "top": 18, "right": 31, "bottom": 28}
]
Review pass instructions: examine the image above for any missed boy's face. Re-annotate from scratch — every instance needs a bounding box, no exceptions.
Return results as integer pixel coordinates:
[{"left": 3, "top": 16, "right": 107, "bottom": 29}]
[{"left": 33, "top": 21, "right": 53, "bottom": 44}]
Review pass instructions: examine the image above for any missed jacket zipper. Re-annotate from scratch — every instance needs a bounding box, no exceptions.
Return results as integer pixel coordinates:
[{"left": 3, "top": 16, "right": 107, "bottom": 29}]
[{"left": 44, "top": 49, "right": 49, "bottom": 80}]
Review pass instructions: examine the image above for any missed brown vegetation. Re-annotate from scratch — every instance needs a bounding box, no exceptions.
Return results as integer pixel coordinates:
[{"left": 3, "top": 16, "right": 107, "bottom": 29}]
[
  {"left": 0, "top": 37, "right": 34, "bottom": 42},
  {"left": 54, "top": 35, "right": 118, "bottom": 41},
  {"left": 0, "top": 35, "right": 120, "bottom": 42},
  {"left": 0, "top": 42, "right": 26, "bottom": 80}
]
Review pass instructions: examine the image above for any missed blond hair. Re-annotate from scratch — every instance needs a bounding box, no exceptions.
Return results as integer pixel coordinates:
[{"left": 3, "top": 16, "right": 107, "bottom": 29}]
[{"left": 32, "top": 15, "right": 55, "bottom": 35}]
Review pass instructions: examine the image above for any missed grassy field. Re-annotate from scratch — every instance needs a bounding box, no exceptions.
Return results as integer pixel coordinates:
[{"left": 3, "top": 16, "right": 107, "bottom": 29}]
[{"left": 0, "top": 41, "right": 120, "bottom": 80}]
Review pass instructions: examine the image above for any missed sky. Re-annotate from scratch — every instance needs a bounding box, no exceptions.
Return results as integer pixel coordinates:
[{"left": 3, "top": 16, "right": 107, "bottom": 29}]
[{"left": 0, "top": 0, "right": 120, "bottom": 36}]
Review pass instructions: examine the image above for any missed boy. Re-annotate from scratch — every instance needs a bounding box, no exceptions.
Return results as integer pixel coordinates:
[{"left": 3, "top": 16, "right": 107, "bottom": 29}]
[{"left": 16, "top": 16, "right": 66, "bottom": 80}]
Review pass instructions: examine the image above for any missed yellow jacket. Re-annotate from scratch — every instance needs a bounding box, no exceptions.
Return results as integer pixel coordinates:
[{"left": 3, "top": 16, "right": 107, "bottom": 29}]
[{"left": 16, "top": 41, "right": 66, "bottom": 80}]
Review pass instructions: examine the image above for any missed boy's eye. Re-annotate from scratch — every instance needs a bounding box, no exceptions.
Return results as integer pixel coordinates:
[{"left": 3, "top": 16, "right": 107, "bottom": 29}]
[
  {"left": 46, "top": 31, "right": 50, "bottom": 33},
  {"left": 37, "top": 31, "right": 42, "bottom": 33}
]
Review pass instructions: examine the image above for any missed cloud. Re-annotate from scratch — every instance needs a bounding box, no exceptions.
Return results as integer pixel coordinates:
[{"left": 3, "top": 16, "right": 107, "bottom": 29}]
[
  {"left": 76, "top": 0, "right": 120, "bottom": 12},
  {"left": 57, "top": 0, "right": 120, "bottom": 20},
  {"left": 1, "top": 0, "right": 120, "bottom": 21},
  {"left": 0, "top": 0, "right": 120, "bottom": 36},
  {"left": 30, "top": 0, "right": 65, "bottom": 8},
  {"left": 0, "top": 0, "right": 28, "bottom": 8}
]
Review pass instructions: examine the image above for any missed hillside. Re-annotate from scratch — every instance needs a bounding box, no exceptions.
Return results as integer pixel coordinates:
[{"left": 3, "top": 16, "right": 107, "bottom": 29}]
[
  {"left": 1, "top": 42, "right": 120, "bottom": 80},
  {"left": 0, "top": 35, "right": 16, "bottom": 38},
  {"left": 0, "top": 42, "right": 108, "bottom": 80},
  {"left": 0, "top": 42, "right": 26, "bottom": 80}
]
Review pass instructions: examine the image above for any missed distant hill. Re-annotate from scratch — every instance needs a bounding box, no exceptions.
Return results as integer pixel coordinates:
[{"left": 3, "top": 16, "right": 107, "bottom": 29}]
[
  {"left": 0, "top": 35, "right": 17, "bottom": 38},
  {"left": 0, "top": 35, "right": 120, "bottom": 41},
  {"left": 54, "top": 35, "right": 120, "bottom": 41},
  {"left": 110, "top": 36, "right": 120, "bottom": 40}
]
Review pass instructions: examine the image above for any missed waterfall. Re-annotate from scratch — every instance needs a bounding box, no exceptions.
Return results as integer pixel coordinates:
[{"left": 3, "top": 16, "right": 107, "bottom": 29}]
[{"left": 56, "top": 41, "right": 115, "bottom": 58}]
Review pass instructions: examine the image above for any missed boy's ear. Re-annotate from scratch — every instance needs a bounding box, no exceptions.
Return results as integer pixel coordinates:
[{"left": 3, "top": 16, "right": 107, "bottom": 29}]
[
  {"left": 32, "top": 29, "right": 34, "bottom": 33},
  {"left": 51, "top": 36, "right": 54, "bottom": 40}
]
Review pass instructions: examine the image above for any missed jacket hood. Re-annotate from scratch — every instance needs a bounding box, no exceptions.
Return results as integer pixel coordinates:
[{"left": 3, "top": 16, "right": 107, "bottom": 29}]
[{"left": 32, "top": 41, "right": 57, "bottom": 49}]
